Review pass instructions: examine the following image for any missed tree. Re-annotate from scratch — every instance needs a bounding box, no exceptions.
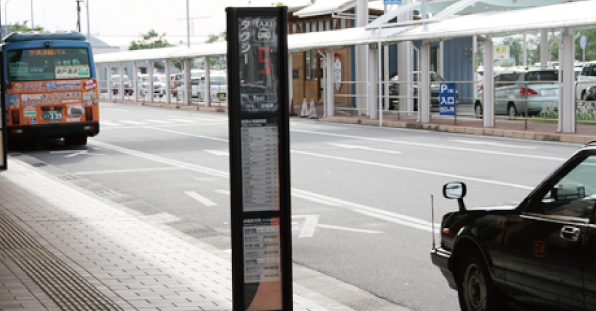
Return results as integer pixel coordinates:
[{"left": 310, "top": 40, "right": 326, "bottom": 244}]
[
  {"left": 129, "top": 29, "right": 174, "bottom": 71},
  {"left": 9, "top": 22, "right": 44, "bottom": 32},
  {"left": 129, "top": 29, "right": 169, "bottom": 50},
  {"left": 206, "top": 31, "right": 227, "bottom": 44}
]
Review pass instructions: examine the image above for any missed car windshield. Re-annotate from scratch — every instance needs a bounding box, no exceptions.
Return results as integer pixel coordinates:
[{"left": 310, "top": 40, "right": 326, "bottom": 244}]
[
  {"left": 153, "top": 76, "right": 165, "bottom": 82},
  {"left": 430, "top": 73, "right": 446, "bottom": 82},
  {"left": 211, "top": 75, "right": 227, "bottom": 85}
]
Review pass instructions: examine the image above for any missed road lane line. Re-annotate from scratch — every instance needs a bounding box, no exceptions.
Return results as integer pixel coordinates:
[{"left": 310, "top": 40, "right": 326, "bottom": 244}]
[
  {"left": 89, "top": 141, "right": 229, "bottom": 178},
  {"left": 74, "top": 167, "right": 183, "bottom": 175},
  {"left": 119, "top": 120, "right": 148, "bottom": 125},
  {"left": 206, "top": 150, "right": 229, "bottom": 156},
  {"left": 145, "top": 119, "right": 171, "bottom": 124},
  {"left": 353, "top": 210, "right": 438, "bottom": 233},
  {"left": 316, "top": 224, "right": 383, "bottom": 234},
  {"left": 86, "top": 141, "right": 508, "bottom": 233},
  {"left": 328, "top": 143, "right": 402, "bottom": 155},
  {"left": 292, "top": 150, "right": 534, "bottom": 190},
  {"left": 293, "top": 215, "right": 320, "bottom": 238},
  {"left": 146, "top": 128, "right": 229, "bottom": 141},
  {"left": 448, "top": 139, "right": 538, "bottom": 149},
  {"left": 293, "top": 129, "right": 566, "bottom": 161},
  {"left": 215, "top": 189, "right": 230, "bottom": 195},
  {"left": 184, "top": 191, "right": 217, "bottom": 207}
]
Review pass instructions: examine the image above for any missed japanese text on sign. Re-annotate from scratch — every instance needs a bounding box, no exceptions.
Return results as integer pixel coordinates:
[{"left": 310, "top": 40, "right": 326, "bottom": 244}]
[{"left": 439, "top": 83, "right": 456, "bottom": 116}]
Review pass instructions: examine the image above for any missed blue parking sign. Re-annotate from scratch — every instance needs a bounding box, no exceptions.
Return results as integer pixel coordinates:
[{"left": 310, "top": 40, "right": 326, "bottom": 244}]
[{"left": 439, "top": 83, "right": 456, "bottom": 116}]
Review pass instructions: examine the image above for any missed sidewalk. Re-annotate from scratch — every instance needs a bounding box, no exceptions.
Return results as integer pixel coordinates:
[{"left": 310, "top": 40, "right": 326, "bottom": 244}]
[{"left": 0, "top": 155, "right": 410, "bottom": 311}]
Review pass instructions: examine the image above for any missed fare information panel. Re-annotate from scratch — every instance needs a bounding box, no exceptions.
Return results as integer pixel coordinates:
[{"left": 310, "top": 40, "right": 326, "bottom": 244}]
[{"left": 227, "top": 7, "right": 292, "bottom": 311}]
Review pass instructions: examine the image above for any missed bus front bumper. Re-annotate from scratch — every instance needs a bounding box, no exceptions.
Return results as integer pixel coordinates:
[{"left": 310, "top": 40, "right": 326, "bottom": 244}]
[{"left": 7, "top": 122, "right": 100, "bottom": 141}]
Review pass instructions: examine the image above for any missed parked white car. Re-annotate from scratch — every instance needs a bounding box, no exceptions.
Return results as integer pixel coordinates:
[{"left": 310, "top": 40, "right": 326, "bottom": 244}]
[
  {"left": 197, "top": 73, "right": 228, "bottom": 102},
  {"left": 577, "top": 61, "right": 596, "bottom": 100}
]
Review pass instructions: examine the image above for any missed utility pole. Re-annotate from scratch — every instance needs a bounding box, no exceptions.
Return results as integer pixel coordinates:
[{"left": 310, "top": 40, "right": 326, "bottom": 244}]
[
  {"left": 30, "top": 0, "right": 34, "bottom": 30},
  {"left": 76, "top": 0, "right": 83, "bottom": 32}
]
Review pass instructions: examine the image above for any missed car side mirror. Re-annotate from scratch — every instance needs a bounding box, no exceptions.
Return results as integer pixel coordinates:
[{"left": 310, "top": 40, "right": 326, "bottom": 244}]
[{"left": 443, "top": 182, "right": 467, "bottom": 212}]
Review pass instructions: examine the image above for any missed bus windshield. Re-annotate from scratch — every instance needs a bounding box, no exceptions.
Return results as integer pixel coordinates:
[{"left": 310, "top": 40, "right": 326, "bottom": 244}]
[{"left": 7, "top": 48, "right": 91, "bottom": 82}]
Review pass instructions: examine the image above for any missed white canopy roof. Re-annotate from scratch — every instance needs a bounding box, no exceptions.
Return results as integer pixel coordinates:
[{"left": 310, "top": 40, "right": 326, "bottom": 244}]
[
  {"left": 94, "top": 0, "right": 596, "bottom": 64},
  {"left": 293, "top": 0, "right": 384, "bottom": 18}
]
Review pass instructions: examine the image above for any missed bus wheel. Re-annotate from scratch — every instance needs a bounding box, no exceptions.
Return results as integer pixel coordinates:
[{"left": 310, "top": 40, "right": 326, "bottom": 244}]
[{"left": 65, "top": 136, "right": 88, "bottom": 146}]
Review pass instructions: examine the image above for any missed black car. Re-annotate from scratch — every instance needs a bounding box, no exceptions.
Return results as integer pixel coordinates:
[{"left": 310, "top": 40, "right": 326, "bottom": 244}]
[
  {"left": 585, "top": 84, "right": 596, "bottom": 101},
  {"left": 432, "top": 142, "right": 596, "bottom": 311},
  {"left": 388, "top": 71, "right": 456, "bottom": 111}
]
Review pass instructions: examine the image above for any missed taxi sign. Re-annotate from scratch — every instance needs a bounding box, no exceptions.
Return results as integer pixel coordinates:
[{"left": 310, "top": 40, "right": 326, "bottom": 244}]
[{"left": 439, "top": 83, "right": 456, "bottom": 116}]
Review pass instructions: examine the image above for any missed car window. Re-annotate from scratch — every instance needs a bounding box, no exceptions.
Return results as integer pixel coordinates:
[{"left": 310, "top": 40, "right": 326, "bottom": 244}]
[
  {"left": 430, "top": 72, "right": 445, "bottom": 82},
  {"left": 592, "top": 65, "right": 596, "bottom": 76},
  {"left": 525, "top": 71, "right": 558, "bottom": 82},
  {"left": 526, "top": 155, "right": 596, "bottom": 219}
]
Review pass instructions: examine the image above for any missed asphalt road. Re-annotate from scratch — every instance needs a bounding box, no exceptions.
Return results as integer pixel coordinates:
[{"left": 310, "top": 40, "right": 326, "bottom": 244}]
[{"left": 10, "top": 102, "right": 583, "bottom": 311}]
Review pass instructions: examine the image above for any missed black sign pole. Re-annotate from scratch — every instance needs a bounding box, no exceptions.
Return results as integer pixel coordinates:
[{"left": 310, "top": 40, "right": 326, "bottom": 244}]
[
  {"left": 227, "top": 7, "right": 292, "bottom": 311},
  {"left": 0, "top": 6, "right": 7, "bottom": 171}
]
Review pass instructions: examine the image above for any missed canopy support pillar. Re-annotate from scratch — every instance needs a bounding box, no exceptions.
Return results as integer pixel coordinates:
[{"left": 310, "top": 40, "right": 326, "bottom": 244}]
[
  {"left": 205, "top": 57, "right": 211, "bottom": 107},
  {"left": 183, "top": 58, "right": 191, "bottom": 106},
  {"left": 148, "top": 62, "right": 154, "bottom": 103},
  {"left": 483, "top": 35, "right": 495, "bottom": 127},
  {"left": 369, "top": 44, "right": 379, "bottom": 120},
  {"left": 165, "top": 59, "right": 171, "bottom": 104},
  {"left": 326, "top": 49, "right": 335, "bottom": 117},
  {"left": 419, "top": 41, "right": 430, "bottom": 123},
  {"left": 559, "top": 28, "right": 576, "bottom": 133},
  {"left": 133, "top": 62, "right": 139, "bottom": 102}
]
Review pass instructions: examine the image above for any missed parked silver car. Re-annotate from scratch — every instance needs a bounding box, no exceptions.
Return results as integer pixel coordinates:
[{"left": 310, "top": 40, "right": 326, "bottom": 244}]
[{"left": 475, "top": 67, "right": 559, "bottom": 118}]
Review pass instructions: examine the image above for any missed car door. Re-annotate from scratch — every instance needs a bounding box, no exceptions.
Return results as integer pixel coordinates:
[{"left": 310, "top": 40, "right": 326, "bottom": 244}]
[
  {"left": 494, "top": 73, "right": 517, "bottom": 114},
  {"left": 502, "top": 153, "right": 596, "bottom": 310}
]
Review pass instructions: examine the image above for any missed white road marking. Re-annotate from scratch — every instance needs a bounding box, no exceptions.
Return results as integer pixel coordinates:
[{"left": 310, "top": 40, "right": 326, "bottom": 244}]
[
  {"left": 293, "top": 215, "right": 319, "bottom": 238},
  {"left": 145, "top": 119, "right": 171, "bottom": 124},
  {"left": 74, "top": 167, "right": 183, "bottom": 175},
  {"left": 449, "top": 139, "right": 538, "bottom": 150},
  {"left": 50, "top": 150, "right": 106, "bottom": 158},
  {"left": 167, "top": 118, "right": 196, "bottom": 123},
  {"left": 86, "top": 141, "right": 519, "bottom": 233},
  {"left": 292, "top": 215, "right": 382, "bottom": 237},
  {"left": 329, "top": 143, "right": 402, "bottom": 155},
  {"left": 293, "top": 189, "right": 440, "bottom": 233},
  {"left": 184, "top": 191, "right": 217, "bottom": 207},
  {"left": 146, "top": 128, "right": 229, "bottom": 142},
  {"left": 292, "top": 150, "right": 534, "bottom": 190},
  {"left": 89, "top": 141, "right": 228, "bottom": 178},
  {"left": 293, "top": 129, "right": 566, "bottom": 162},
  {"left": 101, "top": 120, "right": 123, "bottom": 126},
  {"left": 215, "top": 189, "right": 230, "bottom": 195},
  {"left": 316, "top": 224, "right": 383, "bottom": 234},
  {"left": 119, "top": 120, "right": 148, "bottom": 125},
  {"left": 206, "top": 150, "right": 229, "bottom": 156}
]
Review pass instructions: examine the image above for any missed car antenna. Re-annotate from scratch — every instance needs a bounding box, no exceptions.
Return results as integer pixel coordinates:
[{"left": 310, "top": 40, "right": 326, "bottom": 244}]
[{"left": 431, "top": 194, "right": 436, "bottom": 249}]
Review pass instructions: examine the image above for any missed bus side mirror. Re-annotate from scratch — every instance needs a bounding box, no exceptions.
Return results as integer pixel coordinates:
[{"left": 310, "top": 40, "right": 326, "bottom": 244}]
[{"left": 443, "top": 182, "right": 467, "bottom": 212}]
